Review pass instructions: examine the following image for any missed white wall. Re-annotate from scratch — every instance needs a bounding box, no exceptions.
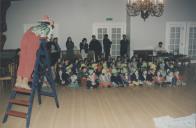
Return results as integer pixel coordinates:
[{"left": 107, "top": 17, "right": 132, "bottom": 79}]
[
  {"left": 130, "top": 0, "right": 196, "bottom": 50},
  {"left": 4, "top": 0, "right": 196, "bottom": 51},
  {"left": 5, "top": 0, "right": 127, "bottom": 49}
]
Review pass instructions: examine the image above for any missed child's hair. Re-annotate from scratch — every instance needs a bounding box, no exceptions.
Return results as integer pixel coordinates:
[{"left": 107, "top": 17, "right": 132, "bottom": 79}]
[
  {"left": 72, "top": 58, "right": 79, "bottom": 64},
  {"left": 116, "top": 56, "right": 121, "bottom": 61},
  {"left": 63, "top": 59, "right": 70, "bottom": 65},
  {"left": 81, "top": 66, "right": 87, "bottom": 71},
  {"left": 82, "top": 38, "right": 87, "bottom": 42}
]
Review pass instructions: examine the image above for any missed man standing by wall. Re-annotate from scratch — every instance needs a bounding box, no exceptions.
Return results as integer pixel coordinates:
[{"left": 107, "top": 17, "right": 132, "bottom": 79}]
[
  {"left": 80, "top": 38, "right": 88, "bottom": 60},
  {"left": 89, "top": 35, "right": 102, "bottom": 62},
  {"left": 120, "top": 34, "right": 129, "bottom": 58},
  {"left": 103, "top": 34, "right": 112, "bottom": 60}
]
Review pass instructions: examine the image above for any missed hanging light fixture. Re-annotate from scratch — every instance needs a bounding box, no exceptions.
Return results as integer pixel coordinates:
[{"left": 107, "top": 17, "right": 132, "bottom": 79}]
[{"left": 127, "top": 0, "right": 164, "bottom": 21}]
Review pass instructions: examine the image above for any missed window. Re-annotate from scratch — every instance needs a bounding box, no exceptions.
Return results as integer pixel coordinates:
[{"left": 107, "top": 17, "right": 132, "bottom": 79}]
[
  {"left": 169, "top": 27, "right": 180, "bottom": 54},
  {"left": 166, "top": 22, "right": 186, "bottom": 55},
  {"left": 93, "top": 23, "right": 125, "bottom": 57},
  {"left": 97, "top": 28, "right": 108, "bottom": 52},
  {"left": 187, "top": 23, "right": 196, "bottom": 58},
  {"left": 166, "top": 22, "right": 196, "bottom": 59},
  {"left": 111, "top": 28, "right": 121, "bottom": 57}
]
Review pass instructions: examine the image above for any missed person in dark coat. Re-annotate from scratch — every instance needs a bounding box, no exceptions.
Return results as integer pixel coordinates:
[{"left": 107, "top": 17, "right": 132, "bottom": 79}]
[
  {"left": 89, "top": 35, "right": 102, "bottom": 62},
  {"left": 120, "top": 34, "right": 129, "bottom": 58},
  {"left": 80, "top": 38, "right": 88, "bottom": 60},
  {"left": 47, "top": 37, "right": 61, "bottom": 66},
  {"left": 47, "top": 37, "right": 61, "bottom": 81},
  {"left": 66, "top": 36, "right": 74, "bottom": 62},
  {"left": 103, "top": 34, "right": 112, "bottom": 60}
]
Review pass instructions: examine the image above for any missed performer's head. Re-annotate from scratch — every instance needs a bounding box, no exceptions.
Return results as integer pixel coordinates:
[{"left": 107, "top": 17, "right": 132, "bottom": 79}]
[{"left": 39, "top": 15, "right": 54, "bottom": 28}]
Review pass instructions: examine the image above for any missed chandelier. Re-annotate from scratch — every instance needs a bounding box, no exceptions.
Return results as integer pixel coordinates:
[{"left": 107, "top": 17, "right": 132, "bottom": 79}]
[{"left": 127, "top": 0, "right": 164, "bottom": 21}]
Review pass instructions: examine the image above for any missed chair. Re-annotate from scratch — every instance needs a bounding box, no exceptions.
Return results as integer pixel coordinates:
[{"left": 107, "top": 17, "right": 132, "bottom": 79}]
[{"left": 0, "top": 49, "right": 19, "bottom": 87}]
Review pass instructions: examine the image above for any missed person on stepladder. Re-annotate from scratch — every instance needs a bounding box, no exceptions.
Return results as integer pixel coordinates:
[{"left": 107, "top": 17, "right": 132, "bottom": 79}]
[{"left": 15, "top": 15, "right": 54, "bottom": 90}]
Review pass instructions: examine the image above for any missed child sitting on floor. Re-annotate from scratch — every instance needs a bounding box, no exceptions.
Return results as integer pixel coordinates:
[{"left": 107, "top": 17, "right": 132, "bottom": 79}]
[
  {"left": 99, "top": 68, "right": 112, "bottom": 88},
  {"left": 86, "top": 67, "right": 99, "bottom": 89}
]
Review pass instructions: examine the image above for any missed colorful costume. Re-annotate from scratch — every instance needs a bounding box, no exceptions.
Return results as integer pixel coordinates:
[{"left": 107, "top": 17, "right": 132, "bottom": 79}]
[
  {"left": 99, "top": 68, "right": 112, "bottom": 87},
  {"left": 87, "top": 68, "right": 99, "bottom": 89},
  {"left": 15, "top": 16, "right": 54, "bottom": 89},
  {"left": 69, "top": 74, "right": 79, "bottom": 88}
]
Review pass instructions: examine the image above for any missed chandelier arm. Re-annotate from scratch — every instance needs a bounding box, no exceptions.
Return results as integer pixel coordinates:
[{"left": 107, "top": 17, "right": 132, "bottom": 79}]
[
  {"left": 127, "top": 5, "right": 140, "bottom": 16},
  {"left": 127, "top": 0, "right": 164, "bottom": 21}
]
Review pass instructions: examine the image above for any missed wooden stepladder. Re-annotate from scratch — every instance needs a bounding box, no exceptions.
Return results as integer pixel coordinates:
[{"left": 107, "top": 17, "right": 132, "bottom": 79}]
[{"left": 2, "top": 39, "right": 60, "bottom": 128}]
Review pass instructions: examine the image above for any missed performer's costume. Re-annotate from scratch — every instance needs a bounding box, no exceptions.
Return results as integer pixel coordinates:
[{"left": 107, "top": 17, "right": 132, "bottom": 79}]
[{"left": 15, "top": 16, "right": 54, "bottom": 89}]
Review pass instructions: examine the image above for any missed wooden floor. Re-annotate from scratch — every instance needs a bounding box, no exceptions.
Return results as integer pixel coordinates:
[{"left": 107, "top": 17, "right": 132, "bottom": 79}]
[{"left": 0, "top": 85, "right": 196, "bottom": 128}]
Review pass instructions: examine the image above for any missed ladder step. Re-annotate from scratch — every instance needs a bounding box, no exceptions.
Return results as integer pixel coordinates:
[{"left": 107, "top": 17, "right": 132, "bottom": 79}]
[
  {"left": 40, "top": 91, "right": 55, "bottom": 97},
  {"left": 7, "top": 110, "right": 26, "bottom": 118},
  {"left": 13, "top": 87, "right": 31, "bottom": 94},
  {"left": 9, "top": 99, "right": 30, "bottom": 106}
]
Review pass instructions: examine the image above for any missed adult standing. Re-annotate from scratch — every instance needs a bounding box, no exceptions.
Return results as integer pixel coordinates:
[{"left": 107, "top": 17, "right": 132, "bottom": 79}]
[
  {"left": 120, "top": 34, "right": 129, "bottom": 58},
  {"left": 89, "top": 35, "right": 102, "bottom": 62},
  {"left": 80, "top": 38, "right": 88, "bottom": 60},
  {"left": 46, "top": 37, "right": 61, "bottom": 82},
  {"left": 47, "top": 37, "right": 61, "bottom": 66},
  {"left": 66, "top": 36, "right": 74, "bottom": 62},
  {"left": 15, "top": 15, "right": 54, "bottom": 89},
  {"left": 103, "top": 34, "right": 112, "bottom": 60}
]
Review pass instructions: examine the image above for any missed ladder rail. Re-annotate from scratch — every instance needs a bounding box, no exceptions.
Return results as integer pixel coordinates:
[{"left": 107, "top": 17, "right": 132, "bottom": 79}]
[
  {"left": 40, "top": 41, "right": 59, "bottom": 108},
  {"left": 2, "top": 91, "right": 17, "bottom": 123},
  {"left": 26, "top": 86, "right": 36, "bottom": 128},
  {"left": 2, "top": 40, "right": 60, "bottom": 128}
]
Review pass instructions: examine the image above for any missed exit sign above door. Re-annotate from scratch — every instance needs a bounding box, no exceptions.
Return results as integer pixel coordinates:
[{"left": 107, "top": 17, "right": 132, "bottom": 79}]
[{"left": 106, "top": 17, "right": 113, "bottom": 21}]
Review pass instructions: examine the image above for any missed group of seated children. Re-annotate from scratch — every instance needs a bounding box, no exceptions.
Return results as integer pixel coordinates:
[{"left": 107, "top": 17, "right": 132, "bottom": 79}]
[{"left": 54, "top": 55, "right": 186, "bottom": 89}]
